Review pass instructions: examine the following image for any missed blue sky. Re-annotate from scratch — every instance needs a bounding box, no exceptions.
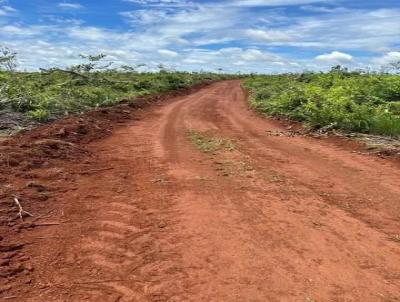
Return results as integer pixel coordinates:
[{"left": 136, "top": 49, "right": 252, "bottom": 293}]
[{"left": 0, "top": 0, "right": 399, "bottom": 72}]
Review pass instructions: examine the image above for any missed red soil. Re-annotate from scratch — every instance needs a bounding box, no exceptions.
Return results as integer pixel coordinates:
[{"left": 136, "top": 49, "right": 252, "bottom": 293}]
[{"left": 1, "top": 81, "right": 400, "bottom": 301}]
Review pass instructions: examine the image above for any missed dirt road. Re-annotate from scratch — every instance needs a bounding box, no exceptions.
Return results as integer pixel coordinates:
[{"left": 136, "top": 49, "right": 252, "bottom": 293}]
[{"left": 3, "top": 81, "right": 400, "bottom": 301}]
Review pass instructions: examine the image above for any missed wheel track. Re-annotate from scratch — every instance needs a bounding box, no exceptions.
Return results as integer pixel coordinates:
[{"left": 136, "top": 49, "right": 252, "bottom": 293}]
[{"left": 16, "top": 81, "right": 400, "bottom": 301}]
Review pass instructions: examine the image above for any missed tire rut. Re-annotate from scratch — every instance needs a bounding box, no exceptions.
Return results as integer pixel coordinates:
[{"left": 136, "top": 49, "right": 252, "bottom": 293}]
[{"left": 12, "top": 81, "right": 400, "bottom": 302}]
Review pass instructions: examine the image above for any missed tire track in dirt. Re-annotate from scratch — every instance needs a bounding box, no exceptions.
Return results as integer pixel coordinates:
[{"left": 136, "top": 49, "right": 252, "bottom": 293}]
[
  {"left": 9, "top": 81, "right": 400, "bottom": 301},
  {"left": 154, "top": 82, "right": 400, "bottom": 301}
]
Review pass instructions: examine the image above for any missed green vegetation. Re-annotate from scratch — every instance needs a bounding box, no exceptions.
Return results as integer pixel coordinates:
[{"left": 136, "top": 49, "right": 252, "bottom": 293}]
[
  {"left": 187, "top": 130, "right": 235, "bottom": 153},
  {"left": 3, "top": 44, "right": 400, "bottom": 139},
  {"left": 245, "top": 67, "right": 400, "bottom": 137},
  {"left": 0, "top": 47, "right": 230, "bottom": 124}
]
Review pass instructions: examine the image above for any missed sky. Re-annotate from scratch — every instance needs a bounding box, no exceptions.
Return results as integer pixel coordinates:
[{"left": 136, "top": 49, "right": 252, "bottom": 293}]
[{"left": 0, "top": 0, "right": 399, "bottom": 73}]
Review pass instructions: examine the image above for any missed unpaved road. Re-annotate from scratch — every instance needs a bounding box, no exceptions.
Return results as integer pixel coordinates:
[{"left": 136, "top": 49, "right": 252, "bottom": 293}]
[{"left": 3, "top": 81, "right": 400, "bottom": 301}]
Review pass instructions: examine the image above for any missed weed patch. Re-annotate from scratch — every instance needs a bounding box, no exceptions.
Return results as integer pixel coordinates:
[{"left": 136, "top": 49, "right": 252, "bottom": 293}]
[{"left": 187, "top": 130, "right": 235, "bottom": 153}]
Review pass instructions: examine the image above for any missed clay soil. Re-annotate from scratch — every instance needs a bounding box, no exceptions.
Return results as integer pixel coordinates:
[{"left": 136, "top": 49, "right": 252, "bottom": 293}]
[{"left": 1, "top": 81, "right": 400, "bottom": 302}]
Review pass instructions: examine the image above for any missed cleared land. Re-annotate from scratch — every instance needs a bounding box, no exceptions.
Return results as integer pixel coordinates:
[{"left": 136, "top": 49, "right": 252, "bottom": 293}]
[{"left": 1, "top": 81, "right": 400, "bottom": 301}]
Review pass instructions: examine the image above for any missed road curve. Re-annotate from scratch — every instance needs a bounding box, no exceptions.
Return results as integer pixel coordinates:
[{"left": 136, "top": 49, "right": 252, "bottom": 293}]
[{"left": 21, "top": 81, "right": 400, "bottom": 301}]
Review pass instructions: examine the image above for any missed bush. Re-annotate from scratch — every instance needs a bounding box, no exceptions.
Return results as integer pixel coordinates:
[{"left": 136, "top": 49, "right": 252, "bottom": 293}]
[
  {"left": 1, "top": 70, "right": 230, "bottom": 120},
  {"left": 28, "top": 108, "right": 51, "bottom": 122},
  {"left": 0, "top": 49, "right": 234, "bottom": 127},
  {"left": 245, "top": 71, "right": 400, "bottom": 137}
]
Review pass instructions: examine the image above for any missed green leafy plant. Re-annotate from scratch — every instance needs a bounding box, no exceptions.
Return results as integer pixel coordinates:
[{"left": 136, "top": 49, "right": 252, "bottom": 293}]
[{"left": 245, "top": 70, "right": 400, "bottom": 137}]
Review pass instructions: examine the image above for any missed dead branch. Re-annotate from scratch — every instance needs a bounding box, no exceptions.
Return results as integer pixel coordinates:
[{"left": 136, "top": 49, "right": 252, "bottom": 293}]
[
  {"left": 13, "top": 197, "right": 33, "bottom": 220},
  {"left": 31, "top": 209, "right": 55, "bottom": 223},
  {"left": 32, "top": 222, "right": 61, "bottom": 227},
  {"left": 39, "top": 68, "right": 90, "bottom": 80},
  {"left": 39, "top": 68, "right": 130, "bottom": 85}
]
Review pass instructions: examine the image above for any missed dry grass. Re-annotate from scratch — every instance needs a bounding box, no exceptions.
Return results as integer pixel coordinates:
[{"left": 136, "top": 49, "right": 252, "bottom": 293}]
[{"left": 187, "top": 130, "right": 235, "bottom": 153}]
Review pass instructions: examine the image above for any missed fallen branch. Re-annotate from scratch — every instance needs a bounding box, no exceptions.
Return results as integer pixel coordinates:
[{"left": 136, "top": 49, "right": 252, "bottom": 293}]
[
  {"left": 40, "top": 68, "right": 90, "bottom": 80},
  {"left": 13, "top": 197, "right": 33, "bottom": 220},
  {"left": 32, "top": 222, "right": 61, "bottom": 227},
  {"left": 34, "top": 236, "right": 76, "bottom": 240},
  {"left": 31, "top": 209, "right": 55, "bottom": 223}
]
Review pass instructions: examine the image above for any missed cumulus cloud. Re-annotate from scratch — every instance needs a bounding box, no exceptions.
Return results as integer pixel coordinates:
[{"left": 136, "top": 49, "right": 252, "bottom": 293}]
[{"left": 315, "top": 51, "right": 353, "bottom": 63}]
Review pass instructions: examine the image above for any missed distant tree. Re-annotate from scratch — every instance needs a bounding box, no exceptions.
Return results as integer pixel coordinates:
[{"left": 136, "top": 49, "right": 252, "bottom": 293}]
[
  {"left": 390, "top": 61, "right": 400, "bottom": 73},
  {"left": 158, "top": 63, "right": 168, "bottom": 73},
  {"left": 72, "top": 53, "right": 113, "bottom": 73},
  {"left": 120, "top": 63, "right": 146, "bottom": 72},
  {"left": 330, "top": 65, "right": 348, "bottom": 73},
  {"left": 0, "top": 46, "right": 17, "bottom": 71},
  {"left": 40, "top": 53, "right": 114, "bottom": 81}
]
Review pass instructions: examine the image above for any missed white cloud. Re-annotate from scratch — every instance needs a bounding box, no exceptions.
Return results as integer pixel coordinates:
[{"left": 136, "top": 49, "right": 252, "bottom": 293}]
[
  {"left": 374, "top": 52, "right": 400, "bottom": 66},
  {"left": 182, "top": 58, "right": 206, "bottom": 64},
  {"left": 315, "top": 51, "right": 353, "bottom": 63},
  {"left": 245, "top": 28, "right": 293, "bottom": 43},
  {"left": 300, "top": 5, "right": 349, "bottom": 13},
  {"left": 2, "top": 5, "right": 16, "bottom": 12},
  {"left": 157, "top": 49, "right": 179, "bottom": 58},
  {"left": 1, "top": 0, "right": 399, "bottom": 73},
  {"left": 125, "top": 0, "right": 188, "bottom": 4},
  {"left": 0, "top": 25, "right": 49, "bottom": 36},
  {"left": 67, "top": 27, "right": 109, "bottom": 40},
  {"left": 228, "top": 0, "right": 330, "bottom": 7},
  {"left": 0, "top": 5, "right": 16, "bottom": 16},
  {"left": 120, "top": 10, "right": 169, "bottom": 25},
  {"left": 240, "top": 49, "right": 280, "bottom": 61},
  {"left": 287, "top": 8, "right": 400, "bottom": 51},
  {"left": 58, "top": 2, "right": 83, "bottom": 9}
]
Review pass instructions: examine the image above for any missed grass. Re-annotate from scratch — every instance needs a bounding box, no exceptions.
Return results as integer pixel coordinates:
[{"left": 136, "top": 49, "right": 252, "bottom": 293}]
[
  {"left": 0, "top": 71, "right": 230, "bottom": 123},
  {"left": 244, "top": 68, "right": 400, "bottom": 137},
  {"left": 0, "top": 52, "right": 235, "bottom": 127},
  {"left": 187, "top": 130, "right": 235, "bottom": 153}
]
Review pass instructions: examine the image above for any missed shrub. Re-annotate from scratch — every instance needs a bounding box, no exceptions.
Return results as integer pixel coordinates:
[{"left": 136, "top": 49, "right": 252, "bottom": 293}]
[
  {"left": 245, "top": 71, "right": 400, "bottom": 137},
  {"left": 28, "top": 108, "right": 51, "bottom": 122}
]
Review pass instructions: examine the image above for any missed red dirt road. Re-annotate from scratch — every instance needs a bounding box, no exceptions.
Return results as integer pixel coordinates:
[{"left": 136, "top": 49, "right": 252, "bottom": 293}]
[{"left": 2, "top": 80, "right": 400, "bottom": 301}]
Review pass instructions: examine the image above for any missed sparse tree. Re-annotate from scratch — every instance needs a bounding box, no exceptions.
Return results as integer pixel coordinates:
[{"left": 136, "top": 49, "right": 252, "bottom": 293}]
[
  {"left": 40, "top": 53, "right": 115, "bottom": 82},
  {"left": 389, "top": 61, "right": 400, "bottom": 73},
  {"left": 71, "top": 53, "right": 112, "bottom": 73},
  {"left": 0, "top": 46, "right": 17, "bottom": 71},
  {"left": 158, "top": 63, "right": 168, "bottom": 73}
]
